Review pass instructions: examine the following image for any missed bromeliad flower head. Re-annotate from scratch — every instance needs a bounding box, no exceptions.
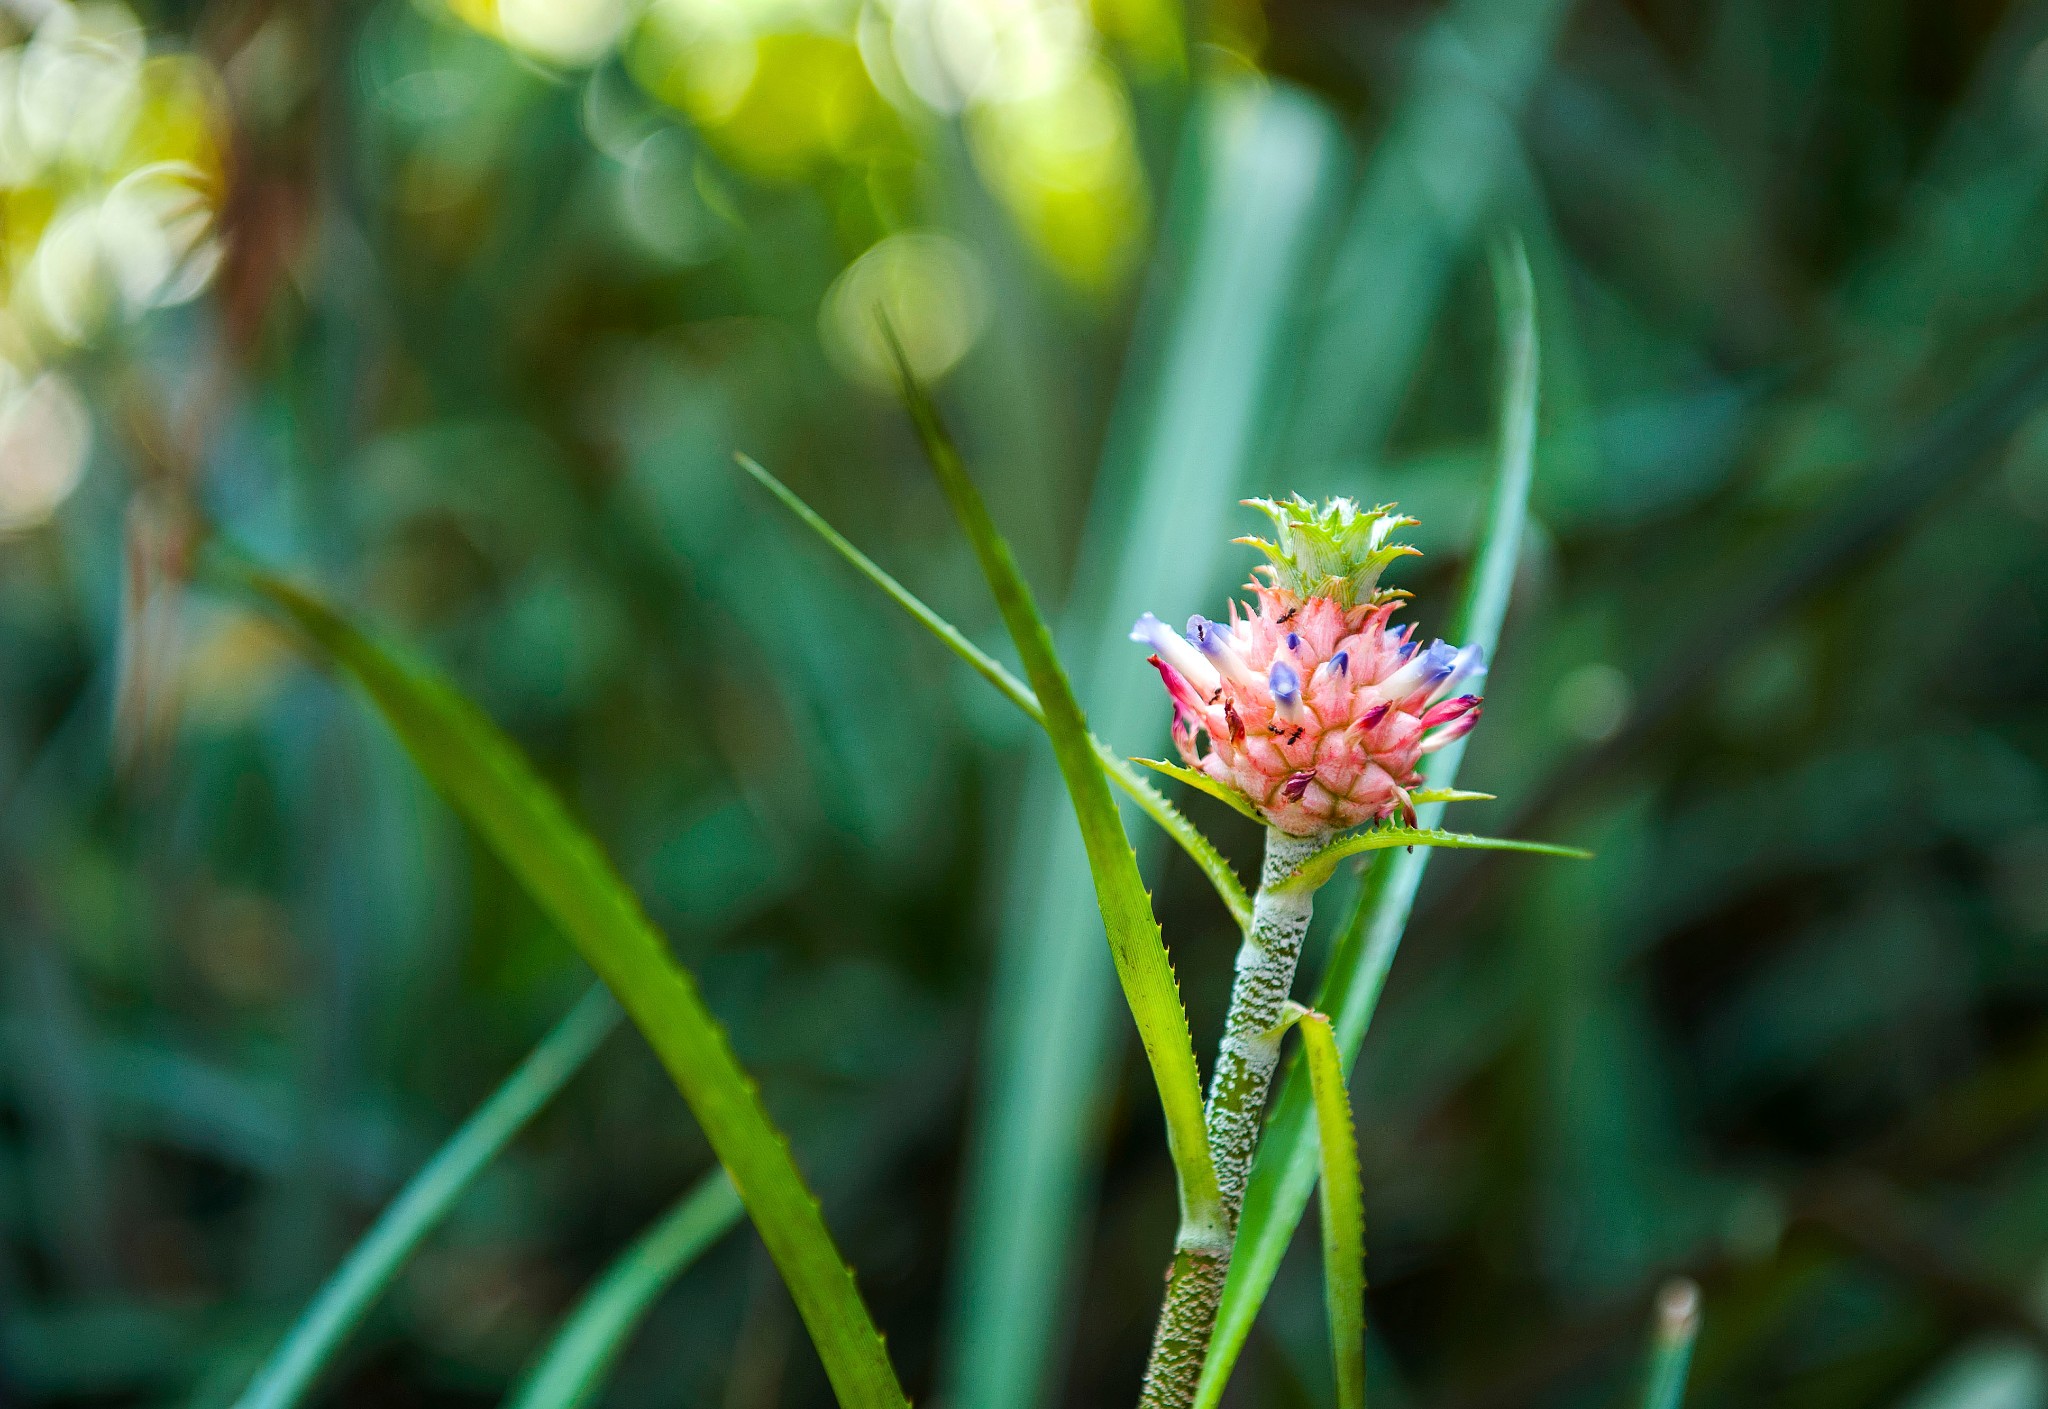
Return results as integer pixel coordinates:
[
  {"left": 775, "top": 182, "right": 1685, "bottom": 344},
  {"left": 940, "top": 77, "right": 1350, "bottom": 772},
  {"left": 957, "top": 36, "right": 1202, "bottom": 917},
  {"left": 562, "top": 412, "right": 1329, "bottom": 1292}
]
[{"left": 1132, "top": 497, "right": 1485, "bottom": 836}]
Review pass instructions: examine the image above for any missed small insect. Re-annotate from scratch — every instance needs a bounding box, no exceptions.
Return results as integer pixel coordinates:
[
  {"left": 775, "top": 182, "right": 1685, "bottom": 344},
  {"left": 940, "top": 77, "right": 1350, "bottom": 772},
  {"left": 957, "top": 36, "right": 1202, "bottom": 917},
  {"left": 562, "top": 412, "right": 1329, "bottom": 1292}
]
[
  {"left": 1209, "top": 688, "right": 1223, "bottom": 704},
  {"left": 1287, "top": 726, "right": 1305, "bottom": 745},
  {"left": 1277, "top": 606, "right": 1300, "bottom": 625}
]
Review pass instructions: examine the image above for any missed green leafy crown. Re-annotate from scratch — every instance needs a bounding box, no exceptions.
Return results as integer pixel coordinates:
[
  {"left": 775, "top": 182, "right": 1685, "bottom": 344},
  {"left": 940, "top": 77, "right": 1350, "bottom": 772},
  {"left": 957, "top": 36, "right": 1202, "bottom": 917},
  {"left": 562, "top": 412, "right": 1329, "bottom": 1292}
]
[{"left": 1235, "top": 495, "right": 1420, "bottom": 609}]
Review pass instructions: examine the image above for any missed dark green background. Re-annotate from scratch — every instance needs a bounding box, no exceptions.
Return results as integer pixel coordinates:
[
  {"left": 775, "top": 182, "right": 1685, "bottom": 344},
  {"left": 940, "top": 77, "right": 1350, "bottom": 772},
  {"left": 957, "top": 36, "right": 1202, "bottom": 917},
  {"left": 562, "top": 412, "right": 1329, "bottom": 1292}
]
[{"left": 5, "top": 1, "right": 2048, "bottom": 1405}]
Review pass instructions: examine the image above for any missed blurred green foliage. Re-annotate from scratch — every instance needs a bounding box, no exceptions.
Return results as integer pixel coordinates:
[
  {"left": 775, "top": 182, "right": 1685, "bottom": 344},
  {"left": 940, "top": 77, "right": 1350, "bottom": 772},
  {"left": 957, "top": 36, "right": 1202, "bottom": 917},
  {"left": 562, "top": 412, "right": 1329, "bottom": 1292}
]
[{"left": 4, "top": 0, "right": 2048, "bottom": 1406}]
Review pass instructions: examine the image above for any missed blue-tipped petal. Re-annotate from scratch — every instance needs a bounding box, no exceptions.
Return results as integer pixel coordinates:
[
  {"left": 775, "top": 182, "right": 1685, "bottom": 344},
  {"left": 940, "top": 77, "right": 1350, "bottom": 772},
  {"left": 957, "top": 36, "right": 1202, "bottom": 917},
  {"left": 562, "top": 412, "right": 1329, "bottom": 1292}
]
[
  {"left": 1185, "top": 612, "right": 1259, "bottom": 688},
  {"left": 1269, "top": 659, "right": 1305, "bottom": 722},
  {"left": 1430, "top": 643, "right": 1487, "bottom": 704},
  {"left": 1378, "top": 639, "right": 1457, "bottom": 700},
  {"left": 1134, "top": 612, "right": 1220, "bottom": 694}
]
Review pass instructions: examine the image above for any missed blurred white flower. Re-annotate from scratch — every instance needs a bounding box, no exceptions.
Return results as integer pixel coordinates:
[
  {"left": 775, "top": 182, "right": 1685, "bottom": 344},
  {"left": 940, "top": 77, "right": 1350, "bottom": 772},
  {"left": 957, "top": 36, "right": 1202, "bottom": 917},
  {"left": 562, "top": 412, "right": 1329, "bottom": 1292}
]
[
  {"left": 21, "top": 161, "right": 220, "bottom": 344},
  {"left": 100, "top": 161, "right": 223, "bottom": 311},
  {"left": 496, "top": 0, "right": 636, "bottom": 68},
  {"left": 877, "top": 0, "right": 1087, "bottom": 111},
  {"left": 12, "top": 3, "right": 144, "bottom": 176},
  {"left": 0, "top": 364, "right": 91, "bottom": 534},
  {"left": 0, "top": 3, "right": 226, "bottom": 351}
]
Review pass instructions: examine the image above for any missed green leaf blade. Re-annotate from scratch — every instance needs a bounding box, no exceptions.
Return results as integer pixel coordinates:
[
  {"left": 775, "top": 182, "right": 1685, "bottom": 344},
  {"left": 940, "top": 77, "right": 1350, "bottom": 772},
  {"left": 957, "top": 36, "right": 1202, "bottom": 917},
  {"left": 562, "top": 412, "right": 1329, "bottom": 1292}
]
[
  {"left": 886, "top": 344, "right": 1224, "bottom": 1239},
  {"left": 737, "top": 452, "right": 1251, "bottom": 930},
  {"left": 233, "top": 986, "right": 619, "bottom": 1409},
  {"left": 506, "top": 1172, "right": 746, "bottom": 1409},
  {"left": 1131, "top": 756, "right": 1269, "bottom": 828},
  {"left": 736, "top": 452, "right": 1039, "bottom": 721},
  {"left": 227, "top": 563, "right": 911, "bottom": 1409},
  {"left": 1198, "top": 237, "right": 1544, "bottom": 1408},
  {"left": 1295, "top": 1011, "right": 1366, "bottom": 1409},
  {"left": 1101, "top": 749, "right": 1254, "bottom": 932},
  {"left": 1642, "top": 1280, "right": 1702, "bottom": 1409},
  {"left": 1277, "top": 826, "right": 1592, "bottom": 894}
]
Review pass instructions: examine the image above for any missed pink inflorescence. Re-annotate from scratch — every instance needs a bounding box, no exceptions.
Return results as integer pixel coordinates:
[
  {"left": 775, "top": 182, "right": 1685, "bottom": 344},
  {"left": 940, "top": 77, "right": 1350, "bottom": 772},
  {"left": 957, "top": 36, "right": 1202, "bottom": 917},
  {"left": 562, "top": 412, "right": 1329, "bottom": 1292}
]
[{"left": 1131, "top": 501, "right": 1484, "bottom": 836}]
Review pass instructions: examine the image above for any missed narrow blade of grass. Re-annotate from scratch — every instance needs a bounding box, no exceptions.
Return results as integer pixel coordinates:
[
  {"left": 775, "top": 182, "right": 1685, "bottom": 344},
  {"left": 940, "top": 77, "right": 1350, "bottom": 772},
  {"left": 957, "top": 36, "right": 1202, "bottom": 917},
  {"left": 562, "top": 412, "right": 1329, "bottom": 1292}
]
[
  {"left": 1276, "top": 826, "right": 1591, "bottom": 894},
  {"left": 233, "top": 984, "right": 619, "bottom": 1409},
  {"left": 736, "top": 452, "right": 1251, "bottom": 930},
  {"left": 218, "top": 557, "right": 911, "bottom": 1409},
  {"left": 885, "top": 333, "right": 1225, "bottom": 1240},
  {"left": 1197, "top": 238, "right": 1541, "bottom": 1407},
  {"left": 1291, "top": 1008, "right": 1365, "bottom": 1409},
  {"left": 506, "top": 1171, "right": 746, "bottom": 1409},
  {"left": 1642, "top": 1280, "right": 1702, "bottom": 1409}
]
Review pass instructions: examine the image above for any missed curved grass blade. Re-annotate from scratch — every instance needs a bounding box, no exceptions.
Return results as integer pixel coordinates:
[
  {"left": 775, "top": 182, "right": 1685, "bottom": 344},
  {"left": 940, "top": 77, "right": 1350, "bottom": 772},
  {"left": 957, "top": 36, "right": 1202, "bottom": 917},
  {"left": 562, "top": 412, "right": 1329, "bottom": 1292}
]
[
  {"left": 1196, "top": 238, "right": 1543, "bottom": 1408},
  {"left": 884, "top": 337, "right": 1225, "bottom": 1242},
  {"left": 1641, "top": 1280, "right": 1702, "bottom": 1409},
  {"left": 218, "top": 558, "right": 911, "bottom": 1409},
  {"left": 1276, "top": 826, "right": 1591, "bottom": 894},
  {"left": 233, "top": 985, "right": 619, "bottom": 1409},
  {"left": 736, "top": 453, "right": 1251, "bottom": 931},
  {"left": 1283, "top": 1006, "right": 1365, "bottom": 1409},
  {"left": 506, "top": 1172, "right": 745, "bottom": 1409}
]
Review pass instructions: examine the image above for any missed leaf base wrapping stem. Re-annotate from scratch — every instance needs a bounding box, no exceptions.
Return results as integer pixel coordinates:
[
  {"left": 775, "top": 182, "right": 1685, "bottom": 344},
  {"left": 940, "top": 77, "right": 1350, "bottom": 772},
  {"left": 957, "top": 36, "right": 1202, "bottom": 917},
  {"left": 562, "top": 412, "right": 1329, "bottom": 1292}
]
[{"left": 1138, "top": 827, "right": 1330, "bottom": 1409}]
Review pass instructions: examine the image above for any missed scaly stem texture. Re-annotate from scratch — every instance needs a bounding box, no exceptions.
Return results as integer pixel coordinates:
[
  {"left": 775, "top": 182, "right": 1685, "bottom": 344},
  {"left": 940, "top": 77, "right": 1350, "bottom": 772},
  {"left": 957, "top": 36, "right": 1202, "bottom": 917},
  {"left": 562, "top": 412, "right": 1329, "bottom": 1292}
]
[{"left": 1139, "top": 828, "right": 1329, "bottom": 1409}]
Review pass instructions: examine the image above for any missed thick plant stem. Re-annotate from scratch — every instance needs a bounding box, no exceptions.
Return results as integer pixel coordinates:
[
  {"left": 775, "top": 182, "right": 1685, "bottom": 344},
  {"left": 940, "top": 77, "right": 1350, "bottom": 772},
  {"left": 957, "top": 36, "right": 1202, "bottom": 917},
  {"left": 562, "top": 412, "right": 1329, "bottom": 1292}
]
[
  {"left": 1205, "top": 828, "right": 1328, "bottom": 1220},
  {"left": 1138, "top": 1241, "right": 1231, "bottom": 1409},
  {"left": 1138, "top": 827, "right": 1330, "bottom": 1409}
]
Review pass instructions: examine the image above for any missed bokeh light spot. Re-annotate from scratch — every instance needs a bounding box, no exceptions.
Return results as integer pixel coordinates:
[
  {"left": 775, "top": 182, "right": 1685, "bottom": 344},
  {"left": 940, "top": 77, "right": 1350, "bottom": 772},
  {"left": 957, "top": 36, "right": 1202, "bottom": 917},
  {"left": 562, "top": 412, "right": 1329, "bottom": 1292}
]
[{"left": 822, "top": 230, "right": 987, "bottom": 388}]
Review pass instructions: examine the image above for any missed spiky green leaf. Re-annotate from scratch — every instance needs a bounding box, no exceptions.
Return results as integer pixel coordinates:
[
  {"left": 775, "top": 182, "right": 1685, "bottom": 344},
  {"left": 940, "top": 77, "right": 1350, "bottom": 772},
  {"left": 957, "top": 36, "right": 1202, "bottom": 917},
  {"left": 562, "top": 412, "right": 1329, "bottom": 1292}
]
[
  {"left": 1283, "top": 1006, "right": 1366, "bottom": 1409},
  {"left": 216, "top": 557, "right": 911, "bottom": 1409},
  {"left": 883, "top": 332, "right": 1225, "bottom": 1241},
  {"left": 1274, "top": 825, "right": 1591, "bottom": 895},
  {"left": 1131, "top": 756, "right": 1268, "bottom": 827}
]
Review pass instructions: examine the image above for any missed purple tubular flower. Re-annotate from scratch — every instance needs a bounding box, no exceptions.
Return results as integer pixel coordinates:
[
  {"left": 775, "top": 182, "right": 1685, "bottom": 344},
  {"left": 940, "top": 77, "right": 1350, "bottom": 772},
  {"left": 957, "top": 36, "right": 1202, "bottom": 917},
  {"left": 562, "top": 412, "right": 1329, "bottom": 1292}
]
[
  {"left": 1268, "top": 660, "right": 1305, "bottom": 722},
  {"left": 1131, "top": 612, "right": 1220, "bottom": 695},
  {"left": 1379, "top": 639, "right": 1458, "bottom": 701},
  {"left": 1188, "top": 613, "right": 1259, "bottom": 689},
  {"left": 1429, "top": 643, "right": 1487, "bottom": 705},
  {"left": 1269, "top": 660, "right": 1300, "bottom": 700}
]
